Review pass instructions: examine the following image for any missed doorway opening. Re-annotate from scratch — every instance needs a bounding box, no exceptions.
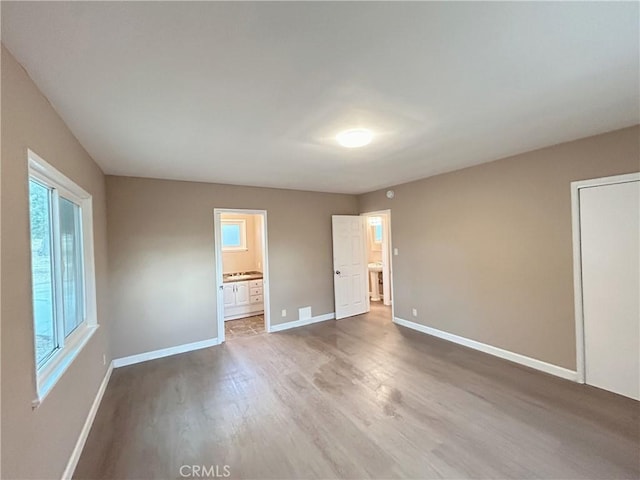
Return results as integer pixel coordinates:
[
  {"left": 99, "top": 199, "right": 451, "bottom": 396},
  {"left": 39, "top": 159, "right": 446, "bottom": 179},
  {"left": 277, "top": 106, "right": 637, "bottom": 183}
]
[
  {"left": 214, "top": 209, "right": 270, "bottom": 342},
  {"left": 362, "top": 210, "right": 393, "bottom": 322}
]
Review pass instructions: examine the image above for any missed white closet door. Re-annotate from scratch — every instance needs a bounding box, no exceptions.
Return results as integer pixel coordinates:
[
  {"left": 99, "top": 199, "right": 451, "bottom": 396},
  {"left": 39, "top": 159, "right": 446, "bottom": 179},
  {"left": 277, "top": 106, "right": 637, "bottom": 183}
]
[{"left": 580, "top": 179, "right": 639, "bottom": 400}]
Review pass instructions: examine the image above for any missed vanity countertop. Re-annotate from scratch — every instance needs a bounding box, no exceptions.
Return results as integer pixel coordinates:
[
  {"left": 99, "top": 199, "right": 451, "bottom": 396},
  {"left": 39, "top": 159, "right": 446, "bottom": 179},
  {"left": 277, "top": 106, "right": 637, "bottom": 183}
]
[{"left": 223, "top": 271, "right": 263, "bottom": 283}]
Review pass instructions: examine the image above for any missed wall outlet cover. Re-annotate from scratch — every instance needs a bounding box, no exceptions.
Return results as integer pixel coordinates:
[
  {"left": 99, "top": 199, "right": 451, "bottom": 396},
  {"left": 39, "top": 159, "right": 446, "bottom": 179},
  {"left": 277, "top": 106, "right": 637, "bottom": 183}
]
[
  {"left": 281, "top": 309, "right": 287, "bottom": 317},
  {"left": 412, "top": 308, "right": 418, "bottom": 317}
]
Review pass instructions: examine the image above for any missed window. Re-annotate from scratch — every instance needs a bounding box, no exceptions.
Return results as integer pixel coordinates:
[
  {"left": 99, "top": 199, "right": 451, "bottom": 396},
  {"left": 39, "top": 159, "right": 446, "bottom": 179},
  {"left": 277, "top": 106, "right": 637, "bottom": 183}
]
[
  {"left": 374, "top": 224, "right": 383, "bottom": 243},
  {"left": 221, "top": 219, "right": 247, "bottom": 251},
  {"left": 368, "top": 216, "right": 383, "bottom": 243},
  {"left": 28, "top": 151, "right": 98, "bottom": 405}
]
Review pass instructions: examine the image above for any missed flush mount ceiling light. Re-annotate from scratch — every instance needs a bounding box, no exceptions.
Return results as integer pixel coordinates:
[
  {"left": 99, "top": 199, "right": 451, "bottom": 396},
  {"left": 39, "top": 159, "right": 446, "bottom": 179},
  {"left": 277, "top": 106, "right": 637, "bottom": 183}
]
[{"left": 336, "top": 128, "right": 373, "bottom": 148}]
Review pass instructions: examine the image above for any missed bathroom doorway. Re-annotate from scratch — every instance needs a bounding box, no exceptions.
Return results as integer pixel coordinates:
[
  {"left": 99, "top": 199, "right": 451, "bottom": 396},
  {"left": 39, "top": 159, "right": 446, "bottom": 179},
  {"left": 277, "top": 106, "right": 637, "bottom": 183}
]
[
  {"left": 213, "top": 209, "right": 271, "bottom": 342},
  {"left": 361, "top": 210, "right": 393, "bottom": 321}
]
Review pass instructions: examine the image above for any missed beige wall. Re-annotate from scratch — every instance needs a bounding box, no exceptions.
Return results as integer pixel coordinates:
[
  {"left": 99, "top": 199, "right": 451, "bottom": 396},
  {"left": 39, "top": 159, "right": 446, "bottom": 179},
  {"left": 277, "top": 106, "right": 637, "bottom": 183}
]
[
  {"left": 106, "top": 176, "right": 357, "bottom": 359},
  {"left": 359, "top": 126, "right": 639, "bottom": 370},
  {"left": 1, "top": 46, "right": 111, "bottom": 479},
  {"left": 221, "top": 213, "right": 260, "bottom": 273},
  {"left": 255, "top": 214, "right": 264, "bottom": 272}
]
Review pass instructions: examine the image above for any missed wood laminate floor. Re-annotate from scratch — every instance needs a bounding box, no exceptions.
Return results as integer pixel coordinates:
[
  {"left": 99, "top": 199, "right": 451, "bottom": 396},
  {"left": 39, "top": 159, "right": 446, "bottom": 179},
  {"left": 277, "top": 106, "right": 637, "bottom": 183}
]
[{"left": 75, "top": 304, "right": 639, "bottom": 479}]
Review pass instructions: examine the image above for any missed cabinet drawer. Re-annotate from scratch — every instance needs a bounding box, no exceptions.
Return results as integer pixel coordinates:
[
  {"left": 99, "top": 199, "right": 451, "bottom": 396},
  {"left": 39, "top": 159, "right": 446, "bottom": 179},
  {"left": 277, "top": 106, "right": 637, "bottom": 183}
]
[
  {"left": 250, "top": 287, "right": 263, "bottom": 296},
  {"left": 249, "top": 279, "right": 263, "bottom": 287},
  {"left": 250, "top": 295, "right": 263, "bottom": 304}
]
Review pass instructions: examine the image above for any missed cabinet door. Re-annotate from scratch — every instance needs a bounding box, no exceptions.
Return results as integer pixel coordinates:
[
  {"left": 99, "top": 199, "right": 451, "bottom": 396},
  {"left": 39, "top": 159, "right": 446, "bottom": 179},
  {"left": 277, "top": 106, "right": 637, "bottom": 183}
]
[
  {"left": 223, "top": 284, "right": 236, "bottom": 307},
  {"left": 235, "top": 281, "right": 250, "bottom": 306}
]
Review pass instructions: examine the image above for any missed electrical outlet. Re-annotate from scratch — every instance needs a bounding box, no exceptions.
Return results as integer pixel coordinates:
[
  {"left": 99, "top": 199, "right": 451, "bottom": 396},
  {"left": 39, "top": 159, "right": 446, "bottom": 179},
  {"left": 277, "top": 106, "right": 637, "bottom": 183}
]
[
  {"left": 102, "top": 354, "right": 106, "bottom": 365},
  {"left": 412, "top": 308, "right": 418, "bottom": 317},
  {"left": 394, "top": 248, "right": 399, "bottom": 256},
  {"left": 282, "top": 309, "right": 287, "bottom": 317}
]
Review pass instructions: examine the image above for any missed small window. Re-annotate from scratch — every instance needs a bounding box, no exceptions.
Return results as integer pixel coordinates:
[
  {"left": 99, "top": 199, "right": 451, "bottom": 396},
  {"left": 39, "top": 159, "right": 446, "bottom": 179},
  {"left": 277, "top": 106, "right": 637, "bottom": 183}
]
[
  {"left": 28, "top": 151, "right": 98, "bottom": 406},
  {"left": 374, "top": 224, "right": 383, "bottom": 243},
  {"left": 221, "top": 220, "right": 247, "bottom": 251},
  {"left": 368, "top": 217, "right": 383, "bottom": 244}
]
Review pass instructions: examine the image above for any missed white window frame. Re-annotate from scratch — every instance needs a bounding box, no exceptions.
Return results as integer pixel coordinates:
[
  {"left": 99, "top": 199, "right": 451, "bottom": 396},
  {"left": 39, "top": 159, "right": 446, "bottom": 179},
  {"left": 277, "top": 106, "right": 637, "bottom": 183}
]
[
  {"left": 221, "top": 219, "right": 247, "bottom": 251},
  {"left": 28, "top": 150, "right": 98, "bottom": 407}
]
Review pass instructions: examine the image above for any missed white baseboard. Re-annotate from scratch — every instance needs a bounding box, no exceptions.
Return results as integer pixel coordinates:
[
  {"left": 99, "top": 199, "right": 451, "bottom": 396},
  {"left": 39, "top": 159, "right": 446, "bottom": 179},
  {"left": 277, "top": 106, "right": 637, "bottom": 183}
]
[
  {"left": 270, "top": 312, "right": 335, "bottom": 333},
  {"left": 61, "top": 362, "right": 113, "bottom": 480},
  {"left": 113, "top": 337, "right": 219, "bottom": 368},
  {"left": 393, "top": 317, "right": 578, "bottom": 382}
]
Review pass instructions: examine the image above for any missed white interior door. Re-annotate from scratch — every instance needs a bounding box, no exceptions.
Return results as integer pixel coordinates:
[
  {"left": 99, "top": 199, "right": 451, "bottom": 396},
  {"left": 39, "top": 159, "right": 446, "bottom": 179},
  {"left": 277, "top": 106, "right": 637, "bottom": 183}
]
[
  {"left": 580, "top": 179, "right": 639, "bottom": 400},
  {"left": 332, "top": 215, "right": 368, "bottom": 319}
]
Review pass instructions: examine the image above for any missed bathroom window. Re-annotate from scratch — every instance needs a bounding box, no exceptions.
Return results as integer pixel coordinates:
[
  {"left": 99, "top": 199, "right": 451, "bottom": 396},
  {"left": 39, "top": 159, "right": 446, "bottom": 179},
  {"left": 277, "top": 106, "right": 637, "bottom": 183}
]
[
  {"left": 221, "top": 219, "right": 247, "bottom": 251},
  {"left": 369, "top": 217, "right": 383, "bottom": 244},
  {"left": 374, "top": 224, "right": 383, "bottom": 243},
  {"left": 28, "top": 150, "right": 98, "bottom": 406}
]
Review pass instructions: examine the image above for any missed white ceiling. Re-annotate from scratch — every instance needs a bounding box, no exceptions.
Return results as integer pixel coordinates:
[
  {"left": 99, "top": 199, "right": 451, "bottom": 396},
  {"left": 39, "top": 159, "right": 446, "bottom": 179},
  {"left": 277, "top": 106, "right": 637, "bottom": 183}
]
[{"left": 2, "top": 2, "right": 638, "bottom": 194}]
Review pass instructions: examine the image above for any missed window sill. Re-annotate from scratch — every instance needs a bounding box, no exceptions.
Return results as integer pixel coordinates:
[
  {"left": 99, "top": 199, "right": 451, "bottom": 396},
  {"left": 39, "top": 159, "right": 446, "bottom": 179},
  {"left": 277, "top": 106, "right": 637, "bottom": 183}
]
[{"left": 32, "top": 324, "right": 99, "bottom": 409}]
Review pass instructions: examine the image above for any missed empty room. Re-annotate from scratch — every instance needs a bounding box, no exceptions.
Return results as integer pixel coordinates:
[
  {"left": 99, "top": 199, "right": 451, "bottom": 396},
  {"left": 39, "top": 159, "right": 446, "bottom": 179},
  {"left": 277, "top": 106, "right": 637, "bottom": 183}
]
[{"left": 1, "top": 2, "right": 639, "bottom": 479}]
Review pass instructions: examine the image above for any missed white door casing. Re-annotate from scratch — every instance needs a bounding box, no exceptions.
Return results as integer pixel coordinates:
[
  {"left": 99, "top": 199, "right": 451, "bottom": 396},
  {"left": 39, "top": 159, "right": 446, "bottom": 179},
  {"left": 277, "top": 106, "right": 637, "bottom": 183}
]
[
  {"left": 381, "top": 214, "right": 392, "bottom": 306},
  {"left": 361, "top": 210, "right": 394, "bottom": 314},
  {"left": 577, "top": 177, "right": 639, "bottom": 400},
  {"left": 214, "top": 209, "right": 271, "bottom": 343},
  {"left": 332, "top": 215, "right": 369, "bottom": 320}
]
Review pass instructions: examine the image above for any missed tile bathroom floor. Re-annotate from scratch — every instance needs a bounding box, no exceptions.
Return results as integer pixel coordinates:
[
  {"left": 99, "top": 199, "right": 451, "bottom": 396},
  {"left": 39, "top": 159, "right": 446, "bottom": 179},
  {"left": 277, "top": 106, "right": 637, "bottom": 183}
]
[{"left": 225, "top": 315, "right": 265, "bottom": 339}]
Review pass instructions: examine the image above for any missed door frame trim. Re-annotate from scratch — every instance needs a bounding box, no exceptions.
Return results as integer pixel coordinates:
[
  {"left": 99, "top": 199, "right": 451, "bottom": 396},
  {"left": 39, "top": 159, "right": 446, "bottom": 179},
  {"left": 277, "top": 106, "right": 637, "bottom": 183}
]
[
  {"left": 570, "top": 172, "right": 639, "bottom": 384},
  {"left": 214, "top": 208, "right": 271, "bottom": 343},
  {"left": 361, "top": 209, "right": 395, "bottom": 322}
]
